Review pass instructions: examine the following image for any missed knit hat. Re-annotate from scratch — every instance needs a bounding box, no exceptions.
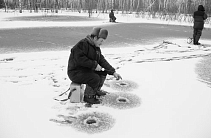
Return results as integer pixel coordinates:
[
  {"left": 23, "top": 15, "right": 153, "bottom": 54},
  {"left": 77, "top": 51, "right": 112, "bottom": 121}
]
[
  {"left": 91, "top": 27, "right": 101, "bottom": 36},
  {"left": 198, "top": 5, "right": 205, "bottom": 11},
  {"left": 98, "top": 29, "right": 108, "bottom": 39}
]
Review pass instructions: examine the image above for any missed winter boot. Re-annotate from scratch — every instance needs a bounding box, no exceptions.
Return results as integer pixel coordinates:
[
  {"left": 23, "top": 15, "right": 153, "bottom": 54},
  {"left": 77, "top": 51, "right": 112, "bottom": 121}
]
[
  {"left": 84, "top": 85, "right": 100, "bottom": 104},
  {"left": 195, "top": 42, "right": 201, "bottom": 45},
  {"left": 96, "top": 75, "right": 107, "bottom": 97},
  {"left": 96, "top": 90, "right": 107, "bottom": 97},
  {"left": 84, "top": 95, "right": 100, "bottom": 104}
]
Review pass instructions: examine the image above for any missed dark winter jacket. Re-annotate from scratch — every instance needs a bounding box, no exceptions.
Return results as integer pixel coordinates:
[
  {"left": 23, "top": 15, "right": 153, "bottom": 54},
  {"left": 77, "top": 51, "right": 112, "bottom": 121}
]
[
  {"left": 193, "top": 5, "right": 208, "bottom": 29},
  {"left": 67, "top": 35, "right": 115, "bottom": 76},
  {"left": 109, "top": 11, "right": 115, "bottom": 19}
]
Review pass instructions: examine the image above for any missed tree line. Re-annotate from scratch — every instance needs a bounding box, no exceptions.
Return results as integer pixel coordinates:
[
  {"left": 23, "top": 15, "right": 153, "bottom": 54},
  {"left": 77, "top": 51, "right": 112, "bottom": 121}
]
[{"left": 1, "top": 0, "right": 210, "bottom": 16}]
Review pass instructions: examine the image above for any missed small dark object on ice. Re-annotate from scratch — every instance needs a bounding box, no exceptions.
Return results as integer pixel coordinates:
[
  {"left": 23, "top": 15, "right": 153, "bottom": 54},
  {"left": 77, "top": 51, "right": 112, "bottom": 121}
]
[
  {"left": 1, "top": 58, "right": 14, "bottom": 62},
  {"left": 187, "top": 37, "right": 193, "bottom": 44}
]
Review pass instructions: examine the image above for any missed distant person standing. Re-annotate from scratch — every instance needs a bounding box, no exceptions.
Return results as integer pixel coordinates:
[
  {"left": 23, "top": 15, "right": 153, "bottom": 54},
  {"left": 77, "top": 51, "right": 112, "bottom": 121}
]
[
  {"left": 109, "top": 10, "right": 116, "bottom": 22},
  {"left": 193, "top": 5, "right": 207, "bottom": 45}
]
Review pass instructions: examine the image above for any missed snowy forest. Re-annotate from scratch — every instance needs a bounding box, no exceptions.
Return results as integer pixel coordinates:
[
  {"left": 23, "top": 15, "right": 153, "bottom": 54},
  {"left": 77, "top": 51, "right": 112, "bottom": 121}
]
[{"left": 0, "top": 0, "right": 210, "bottom": 19}]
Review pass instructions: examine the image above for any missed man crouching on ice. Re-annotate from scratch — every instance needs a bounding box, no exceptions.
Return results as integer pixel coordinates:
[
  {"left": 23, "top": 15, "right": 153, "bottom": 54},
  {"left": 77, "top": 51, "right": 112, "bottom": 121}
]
[{"left": 67, "top": 27, "right": 122, "bottom": 104}]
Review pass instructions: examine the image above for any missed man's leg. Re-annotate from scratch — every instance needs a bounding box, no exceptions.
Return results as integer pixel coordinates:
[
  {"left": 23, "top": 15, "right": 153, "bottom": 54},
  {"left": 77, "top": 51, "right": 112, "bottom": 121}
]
[
  {"left": 111, "top": 17, "right": 116, "bottom": 22},
  {"left": 95, "top": 71, "right": 108, "bottom": 96},
  {"left": 68, "top": 70, "right": 101, "bottom": 104},
  {"left": 195, "top": 29, "right": 202, "bottom": 45},
  {"left": 193, "top": 28, "right": 197, "bottom": 44},
  {"left": 113, "top": 16, "right": 116, "bottom": 22},
  {"left": 68, "top": 70, "right": 100, "bottom": 89},
  {"left": 193, "top": 29, "right": 202, "bottom": 45}
]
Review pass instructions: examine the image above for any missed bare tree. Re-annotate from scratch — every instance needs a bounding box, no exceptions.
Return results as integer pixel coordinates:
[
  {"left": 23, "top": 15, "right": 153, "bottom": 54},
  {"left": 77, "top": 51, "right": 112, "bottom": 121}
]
[
  {"left": 85, "top": 0, "right": 95, "bottom": 17},
  {"left": 3, "top": 0, "right": 8, "bottom": 12},
  {"left": 3, "top": 0, "right": 211, "bottom": 17},
  {"left": 19, "top": 0, "right": 22, "bottom": 12}
]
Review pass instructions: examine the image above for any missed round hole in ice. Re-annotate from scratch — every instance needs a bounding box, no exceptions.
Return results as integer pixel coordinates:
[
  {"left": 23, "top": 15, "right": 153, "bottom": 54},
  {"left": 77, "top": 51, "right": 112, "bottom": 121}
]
[
  {"left": 86, "top": 119, "right": 97, "bottom": 124},
  {"left": 102, "top": 92, "right": 141, "bottom": 109},
  {"left": 71, "top": 112, "right": 115, "bottom": 134},
  {"left": 118, "top": 98, "right": 127, "bottom": 102},
  {"left": 110, "top": 80, "right": 138, "bottom": 92},
  {"left": 119, "top": 82, "right": 127, "bottom": 86}
]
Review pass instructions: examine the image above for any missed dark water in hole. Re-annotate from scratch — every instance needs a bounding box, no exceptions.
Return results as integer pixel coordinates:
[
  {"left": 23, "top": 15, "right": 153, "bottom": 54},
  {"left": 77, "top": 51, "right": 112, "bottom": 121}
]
[
  {"left": 118, "top": 98, "right": 127, "bottom": 102},
  {"left": 86, "top": 119, "right": 97, "bottom": 124}
]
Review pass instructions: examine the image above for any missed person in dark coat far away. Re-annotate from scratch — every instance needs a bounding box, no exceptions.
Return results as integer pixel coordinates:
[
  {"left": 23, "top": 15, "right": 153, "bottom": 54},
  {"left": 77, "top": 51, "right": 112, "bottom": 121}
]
[
  {"left": 109, "top": 9, "right": 116, "bottom": 22},
  {"left": 193, "top": 5, "right": 207, "bottom": 45},
  {"left": 67, "top": 27, "right": 122, "bottom": 104}
]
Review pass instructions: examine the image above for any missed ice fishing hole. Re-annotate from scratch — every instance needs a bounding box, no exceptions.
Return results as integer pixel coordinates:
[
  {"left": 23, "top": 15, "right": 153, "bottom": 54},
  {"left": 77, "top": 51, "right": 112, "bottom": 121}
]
[
  {"left": 86, "top": 119, "right": 97, "bottom": 125},
  {"left": 102, "top": 92, "right": 141, "bottom": 109},
  {"left": 110, "top": 80, "right": 138, "bottom": 92},
  {"left": 119, "top": 82, "right": 127, "bottom": 86},
  {"left": 118, "top": 98, "right": 127, "bottom": 102},
  {"left": 71, "top": 112, "right": 115, "bottom": 134}
]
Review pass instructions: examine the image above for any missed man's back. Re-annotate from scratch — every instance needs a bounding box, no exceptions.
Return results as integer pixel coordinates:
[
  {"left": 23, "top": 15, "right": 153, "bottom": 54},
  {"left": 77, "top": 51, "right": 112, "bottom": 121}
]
[
  {"left": 109, "top": 12, "right": 114, "bottom": 18},
  {"left": 194, "top": 11, "right": 207, "bottom": 22},
  {"left": 193, "top": 5, "right": 207, "bottom": 29}
]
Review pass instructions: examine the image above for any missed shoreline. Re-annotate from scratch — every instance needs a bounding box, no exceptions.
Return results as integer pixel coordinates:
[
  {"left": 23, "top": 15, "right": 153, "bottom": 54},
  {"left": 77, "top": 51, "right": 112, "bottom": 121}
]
[
  {"left": 0, "top": 10, "right": 210, "bottom": 55},
  {"left": 0, "top": 10, "right": 211, "bottom": 29}
]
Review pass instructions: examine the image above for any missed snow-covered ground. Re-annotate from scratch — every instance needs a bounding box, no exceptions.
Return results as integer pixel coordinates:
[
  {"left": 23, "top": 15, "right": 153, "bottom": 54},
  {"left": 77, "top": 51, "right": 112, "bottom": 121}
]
[{"left": 1, "top": 10, "right": 211, "bottom": 138}]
